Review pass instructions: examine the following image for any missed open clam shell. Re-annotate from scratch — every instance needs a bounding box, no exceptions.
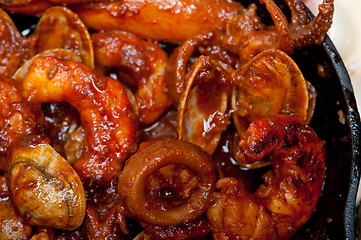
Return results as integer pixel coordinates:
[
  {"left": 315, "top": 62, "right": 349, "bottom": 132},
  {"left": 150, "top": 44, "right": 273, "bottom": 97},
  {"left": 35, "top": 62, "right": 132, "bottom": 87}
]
[
  {"left": 177, "top": 55, "right": 232, "bottom": 155},
  {"left": 13, "top": 48, "right": 82, "bottom": 84},
  {"left": 33, "top": 6, "right": 94, "bottom": 68},
  {"left": 231, "top": 49, "right": 310, "bottom": 137}
]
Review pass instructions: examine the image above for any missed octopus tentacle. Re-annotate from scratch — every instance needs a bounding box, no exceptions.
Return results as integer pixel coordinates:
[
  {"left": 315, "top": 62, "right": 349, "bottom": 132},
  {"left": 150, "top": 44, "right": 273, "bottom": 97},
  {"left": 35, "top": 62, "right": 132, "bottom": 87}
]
[
  {"left": 284, "top": 0, "right": 309, "bottom": 25},
  {"left": 261, "top": 0, "right": 293, "bottom": 53},
  {"left": 290, "top": 0, "right": 334, "bottom": 47}
]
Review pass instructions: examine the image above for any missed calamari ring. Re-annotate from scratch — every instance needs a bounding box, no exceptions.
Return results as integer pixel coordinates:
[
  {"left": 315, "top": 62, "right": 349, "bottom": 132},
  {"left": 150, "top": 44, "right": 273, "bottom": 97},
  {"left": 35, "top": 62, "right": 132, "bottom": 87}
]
[
  {"left": 21, "top": 56, "right": 139, "bottom": 182},
  {"left": 119, "top": 139, "right": 216, "bottom": 226}
]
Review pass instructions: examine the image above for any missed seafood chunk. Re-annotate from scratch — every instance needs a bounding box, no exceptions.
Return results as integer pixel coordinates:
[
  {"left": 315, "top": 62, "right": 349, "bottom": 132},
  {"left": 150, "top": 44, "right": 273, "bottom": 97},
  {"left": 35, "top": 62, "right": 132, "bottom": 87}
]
[
  {"left": 207, "top": 114, "right": 326, "bottom": 239},
  {"left": 33, "top": 6, "right": 94, "bottom": 68},
  {"left": 119, "top": 140, "right": 216, "bottom": 226},
  {"left": 21, "top": 56, "right": 139, "bottom": 181},
  {"left": 231, "top": 49, "right": 309, "bottom": 138},
  {"left": 71, "top": 0, "right": 241, "bottom": 43},
  {"left": 223, "top": 0, "right": 334, "bottom": 63},
  {"left": 8, "top": 144, "right": 86, "bottom": 230},
  {"left": 0, "top": 176, "right": 33, "bottom": 240},
  {"left": 0, "top": 8, "right": 34, "bottom": 77},
  {"left": 91, "top": 31, "right": 171, "bottom": 124},
  {"left": 177, "top": 55, "right": 232, "bottom": 155}
]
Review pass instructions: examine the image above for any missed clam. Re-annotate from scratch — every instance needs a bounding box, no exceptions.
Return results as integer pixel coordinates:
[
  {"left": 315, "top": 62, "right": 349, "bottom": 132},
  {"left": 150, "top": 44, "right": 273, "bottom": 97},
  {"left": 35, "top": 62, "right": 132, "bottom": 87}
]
[
  {"left": 33, "top": 6, "right": 94, "bottom": 68},
  {"left": 231, "top": 49, "right": 310, "bottom": 137},
  {"left": 7, "top": 144, "right": 86, "bottom": 230},
  {"left": 177, "top": 55, "right": 232, "bottom": 155}
]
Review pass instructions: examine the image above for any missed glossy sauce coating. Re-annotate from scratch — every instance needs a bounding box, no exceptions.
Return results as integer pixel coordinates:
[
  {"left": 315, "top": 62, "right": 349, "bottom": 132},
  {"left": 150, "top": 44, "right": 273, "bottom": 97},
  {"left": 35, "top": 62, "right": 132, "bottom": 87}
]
[
  {"left": 22, "top": 56, "right": 139, "bottom": 182},
  {"left": 71, "top": 0, "right": 241, "bottom": 43}
]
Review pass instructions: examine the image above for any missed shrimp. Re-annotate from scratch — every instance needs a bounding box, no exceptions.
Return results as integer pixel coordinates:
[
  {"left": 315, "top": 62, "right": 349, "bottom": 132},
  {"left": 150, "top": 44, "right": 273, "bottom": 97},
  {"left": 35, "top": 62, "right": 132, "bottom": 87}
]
[
  {"left": 91, "top": 31, "right": 171, "bottom": 124},
  {"left": 207, "top": 114, "right": 326, "bottom": 239},
  {"left": 0, "top": 78, "right": 86, "bottom": 231},
  {"left": 71, "top": 0, "right": 241, "bottom": 43},
  {"left": 21, "top": 56, "right": 139, "bottom": 182},
  {"left": 0, "top": 8, "right": 34, "bottom": 77},
  {"left": 0, "top": 175, "right": 33, "bottom": 240},
  {"left": 119, "top": 139, "right": 216, "bottom": 226}
]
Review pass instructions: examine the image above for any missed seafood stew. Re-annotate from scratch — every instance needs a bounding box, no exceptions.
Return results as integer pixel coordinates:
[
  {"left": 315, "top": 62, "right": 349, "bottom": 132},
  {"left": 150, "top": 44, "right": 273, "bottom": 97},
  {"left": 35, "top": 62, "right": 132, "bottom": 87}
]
[{"left": 0, "top": 0, "right": 360, "bottom": 239}]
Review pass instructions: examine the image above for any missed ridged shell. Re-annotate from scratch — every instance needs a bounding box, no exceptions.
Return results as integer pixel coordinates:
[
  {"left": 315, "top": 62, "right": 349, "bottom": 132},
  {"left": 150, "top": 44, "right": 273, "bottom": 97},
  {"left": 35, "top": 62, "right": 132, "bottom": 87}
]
[
  {"left": 8, "top": 144, "right": 86, "bottom": 230},
  {"left": 33, "top": 6, "right": 94, "bottom": 68}
]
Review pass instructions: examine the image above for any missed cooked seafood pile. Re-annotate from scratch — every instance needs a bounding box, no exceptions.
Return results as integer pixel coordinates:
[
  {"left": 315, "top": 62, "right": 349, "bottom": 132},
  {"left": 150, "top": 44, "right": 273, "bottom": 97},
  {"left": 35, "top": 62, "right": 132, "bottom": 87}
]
[{"left": 0, "top": 0, "right": 334, "bottom": 239}]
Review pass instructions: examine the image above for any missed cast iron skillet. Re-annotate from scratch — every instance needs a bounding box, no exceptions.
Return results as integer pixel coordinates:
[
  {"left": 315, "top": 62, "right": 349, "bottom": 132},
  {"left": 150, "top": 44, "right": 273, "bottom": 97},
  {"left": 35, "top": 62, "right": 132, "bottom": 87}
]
[
  {"left": 290, "top": 35, "right": 361, "bottom": 239},
  {"left": 10, "top": 1, "right": 361, "bottom": 239},
  {"left": 285, "top": 5, "right": 361, "bottom": 240},
  {"left": 233, "top": 1, "right": 361, "bottom": 237}
]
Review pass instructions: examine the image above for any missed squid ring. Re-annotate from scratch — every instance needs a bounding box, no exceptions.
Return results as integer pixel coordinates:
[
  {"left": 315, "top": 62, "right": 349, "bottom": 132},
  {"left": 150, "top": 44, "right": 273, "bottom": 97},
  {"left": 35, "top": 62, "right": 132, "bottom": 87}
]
[{"left": 119, "top": 139, "right": 216, "bottom": 226}]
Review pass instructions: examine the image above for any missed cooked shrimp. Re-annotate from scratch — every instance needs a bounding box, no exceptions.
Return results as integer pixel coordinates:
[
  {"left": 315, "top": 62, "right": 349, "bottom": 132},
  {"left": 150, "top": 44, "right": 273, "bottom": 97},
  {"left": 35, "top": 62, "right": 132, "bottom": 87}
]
[
  {"left": 0, "top": 77, "right": 40, "bottom": 171},
  {"left": 207, "top": 114, "right": 326, "bottom": 239},
  {"left": 71, "top": 0, "right": 241, "bottom": 43},
  {"left": 0, "top": 176, "right": 33, "bottom": 240},
  {"left": 21, "top": 56, "right": 139, "bottom": 181},
  {"left": 91, "top": 31, "right": 171, "bottom": 124},
  {"left": 0, "top": 8, "right": 34, "bottom": 77},
  {"left": 119, "top": 139, "right": 216, "bottom": 226},
  {"left": 0, "top": 78, "right": 86, "bottom": 231}
]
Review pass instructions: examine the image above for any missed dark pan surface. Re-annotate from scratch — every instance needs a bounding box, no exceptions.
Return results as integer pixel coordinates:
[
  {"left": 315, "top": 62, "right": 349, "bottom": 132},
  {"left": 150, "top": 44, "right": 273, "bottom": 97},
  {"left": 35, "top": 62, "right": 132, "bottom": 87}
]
[
  {"left": 289, "top": 35, "right": 361, "bottom": 239},
  {"left": 234, "top": 1, "right": 361, "bottom": 237},
  {"left": 9, "top": 1, "right": 361, "bottom": 239}
]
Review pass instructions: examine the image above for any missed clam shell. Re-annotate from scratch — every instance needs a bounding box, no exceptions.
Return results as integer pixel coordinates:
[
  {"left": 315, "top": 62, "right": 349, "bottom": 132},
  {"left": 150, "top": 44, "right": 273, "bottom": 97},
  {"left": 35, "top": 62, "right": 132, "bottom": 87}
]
[
  {"left": 8, "top": 144, "right": 86, "bottom": 230},
  {"left": 33, "top": 6, "right": 94, "bottom": 68}
]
